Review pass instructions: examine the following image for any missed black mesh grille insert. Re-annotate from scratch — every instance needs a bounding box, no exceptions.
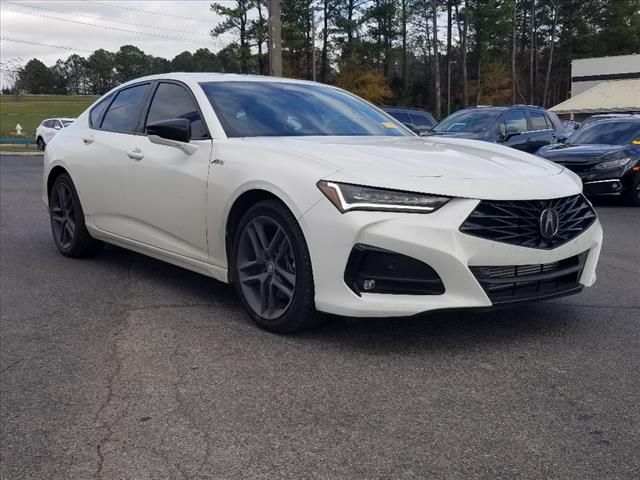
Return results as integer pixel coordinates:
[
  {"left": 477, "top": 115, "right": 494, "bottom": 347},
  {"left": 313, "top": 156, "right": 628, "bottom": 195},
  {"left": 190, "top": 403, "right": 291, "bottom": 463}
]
[
  {"left": 470, "top": 253, "right": 587, "bottom": 304},
  {"left": 460, "top": 194, "right": 597, "bottom": 249}
]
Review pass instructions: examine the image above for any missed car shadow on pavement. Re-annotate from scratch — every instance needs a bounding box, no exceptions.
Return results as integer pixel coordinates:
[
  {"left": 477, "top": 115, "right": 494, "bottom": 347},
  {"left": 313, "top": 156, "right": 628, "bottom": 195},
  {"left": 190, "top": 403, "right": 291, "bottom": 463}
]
[{"left": 98, "top": 244, "right": 585, "bottom": 352}]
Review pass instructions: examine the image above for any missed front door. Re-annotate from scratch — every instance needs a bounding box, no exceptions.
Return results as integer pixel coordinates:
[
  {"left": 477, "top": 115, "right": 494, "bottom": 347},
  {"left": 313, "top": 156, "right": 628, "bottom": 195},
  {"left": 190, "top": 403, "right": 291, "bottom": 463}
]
[{"left": 124, "top": 82, "right": 212, "bottom": 262}]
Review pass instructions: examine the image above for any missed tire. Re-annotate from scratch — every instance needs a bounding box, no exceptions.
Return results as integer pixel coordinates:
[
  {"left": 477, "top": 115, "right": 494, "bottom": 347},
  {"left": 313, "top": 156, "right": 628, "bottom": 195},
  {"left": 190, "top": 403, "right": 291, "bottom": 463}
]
[
  {"left": 622, "top": 173, "right": 640, "bottom": 207},
  {"left": 231, "top": 199, "right": 317, "bottom": 333},
  {"left": 49, "top": 173, "right": 103, "bottom": 257},
  {"left": 36, "top": 137, "right": 45, "bottom": 151}
]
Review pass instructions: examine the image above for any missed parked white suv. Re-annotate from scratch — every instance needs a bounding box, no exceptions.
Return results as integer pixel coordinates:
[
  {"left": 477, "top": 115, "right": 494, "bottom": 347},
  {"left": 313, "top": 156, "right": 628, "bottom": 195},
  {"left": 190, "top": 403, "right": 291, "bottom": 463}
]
[{"left": 36, "top": 118, "right": 75, "bottom": 150}]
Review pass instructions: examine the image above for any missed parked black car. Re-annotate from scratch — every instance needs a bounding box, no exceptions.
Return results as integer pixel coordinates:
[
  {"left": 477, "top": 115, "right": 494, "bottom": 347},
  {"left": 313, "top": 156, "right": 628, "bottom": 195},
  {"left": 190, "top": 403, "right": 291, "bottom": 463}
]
[
  {"left": 576, "top": 113, "right": 640, "bottom": 131},
  {"left": 382, "top": 107, "right": 437, "bottom": 134},
  {"left": 425, "top": 105, "right": 565, "bottom": 153},
  {"left": 537, "top": 117, "right": 640, "bottom": 206}
]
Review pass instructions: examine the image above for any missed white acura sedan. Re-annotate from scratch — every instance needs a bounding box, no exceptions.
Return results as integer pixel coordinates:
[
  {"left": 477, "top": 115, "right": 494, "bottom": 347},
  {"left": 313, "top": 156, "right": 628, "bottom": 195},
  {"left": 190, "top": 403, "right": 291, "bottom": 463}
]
[{"left": 43, "top": 73, "right": 602, "bottom": 332}]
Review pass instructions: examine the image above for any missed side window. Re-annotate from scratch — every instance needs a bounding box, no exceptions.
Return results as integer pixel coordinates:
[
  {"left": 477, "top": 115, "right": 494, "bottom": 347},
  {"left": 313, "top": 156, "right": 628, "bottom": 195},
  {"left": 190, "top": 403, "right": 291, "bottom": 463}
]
[
  {"left": 529, "top": 110, "right": 549, "bottom": 131},
  {"left": 90, "top": 96, "right": 112, "bottom": 128},
  {"left": 502, "top": 110, "right": 527, "bottom": 134},
  {"left": 544, "top": 114, "right": 554, "bottom": 129},
  {"left": 101, "top": 84, "right": 150, "bottom": 134},
  {"left": 145, "top": 83, "right": 207, "bottom": 139},
  {"left": 391, "top": 112, "right": 411, "bottom": 123},
  {"left": 410, "top": 113, "right": 432, "bottom": 127},
  {"left": 44, "top": 120, "right": 54, "bottom": 128}
]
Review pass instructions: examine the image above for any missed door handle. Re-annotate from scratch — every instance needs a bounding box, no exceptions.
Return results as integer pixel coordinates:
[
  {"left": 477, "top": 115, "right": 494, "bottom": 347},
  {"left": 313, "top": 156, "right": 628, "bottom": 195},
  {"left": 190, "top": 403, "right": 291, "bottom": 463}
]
[
  {"left": 82, "top": 136, "right": 94, "bottom": 145},
  {"left": 127, "top": 148, "right": 144, "bottom": 161}
]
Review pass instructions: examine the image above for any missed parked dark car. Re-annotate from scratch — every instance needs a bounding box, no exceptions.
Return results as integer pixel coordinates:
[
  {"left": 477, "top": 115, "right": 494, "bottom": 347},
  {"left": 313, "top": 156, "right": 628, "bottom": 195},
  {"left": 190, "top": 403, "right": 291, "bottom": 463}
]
[
  {"left": 537, "top": 117, "right": 640, "bottom": 206},
  {"left": 382, "top": 107, "right": 437, "bottom": 134},
  {"left": 425, "top": 105, "right": 565, "bottom": 153},
  {"left": 576, "top": 113, "right": 640, "bottom": 131}
]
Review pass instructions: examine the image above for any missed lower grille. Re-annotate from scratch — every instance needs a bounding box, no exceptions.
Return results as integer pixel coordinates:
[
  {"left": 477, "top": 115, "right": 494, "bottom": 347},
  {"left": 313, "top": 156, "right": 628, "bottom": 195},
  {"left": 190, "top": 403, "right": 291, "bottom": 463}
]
[{"left": 470, "top": 253, "right": 587, "bottom": 304}]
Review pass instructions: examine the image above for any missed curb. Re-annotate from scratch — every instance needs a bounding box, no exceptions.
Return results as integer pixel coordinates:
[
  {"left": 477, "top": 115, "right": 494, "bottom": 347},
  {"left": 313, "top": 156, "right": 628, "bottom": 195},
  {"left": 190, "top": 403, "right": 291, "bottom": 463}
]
[{"left": 0, "top": 151, "right": 43, "bottom": 156}]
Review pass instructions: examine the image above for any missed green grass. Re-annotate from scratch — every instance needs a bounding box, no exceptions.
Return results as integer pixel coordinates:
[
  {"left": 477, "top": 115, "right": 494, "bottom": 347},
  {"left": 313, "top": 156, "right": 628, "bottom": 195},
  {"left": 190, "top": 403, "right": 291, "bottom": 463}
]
[{"left": 0, "top": 95, "right": 98, "bottom": 139}]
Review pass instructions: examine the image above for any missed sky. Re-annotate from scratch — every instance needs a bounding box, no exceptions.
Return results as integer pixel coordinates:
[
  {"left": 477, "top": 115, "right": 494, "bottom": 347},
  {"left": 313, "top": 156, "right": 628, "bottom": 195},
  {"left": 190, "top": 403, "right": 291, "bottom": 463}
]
[{"left": 0, "top": 0, "right": 231, "bottom": 88}]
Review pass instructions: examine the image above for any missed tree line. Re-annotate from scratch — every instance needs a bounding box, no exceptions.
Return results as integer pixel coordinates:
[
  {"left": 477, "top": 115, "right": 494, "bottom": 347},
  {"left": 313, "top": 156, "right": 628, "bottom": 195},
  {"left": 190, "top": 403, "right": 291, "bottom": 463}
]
[{"left": 5, "top": 0, "right": 639, "bottom": 118}]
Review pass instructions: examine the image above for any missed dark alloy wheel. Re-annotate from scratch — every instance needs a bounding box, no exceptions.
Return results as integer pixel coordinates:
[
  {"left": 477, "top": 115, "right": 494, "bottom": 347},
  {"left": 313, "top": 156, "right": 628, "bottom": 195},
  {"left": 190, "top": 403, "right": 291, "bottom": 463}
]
[
  {"left": 36, "top": 137, "right": 45, "bottom": 151},
  {"left": 232, "top": 200, "right": 316, "bottom": 333},
  {"left": 49, "top": 174, "right": 103, "bottom": 257}
]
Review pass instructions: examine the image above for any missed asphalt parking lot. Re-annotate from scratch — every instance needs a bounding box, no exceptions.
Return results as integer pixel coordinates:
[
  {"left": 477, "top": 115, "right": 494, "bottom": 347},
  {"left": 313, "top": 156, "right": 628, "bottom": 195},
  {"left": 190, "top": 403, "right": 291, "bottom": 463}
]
[{"left": 1, "top": 154, "right": 639, "bottom": 480}]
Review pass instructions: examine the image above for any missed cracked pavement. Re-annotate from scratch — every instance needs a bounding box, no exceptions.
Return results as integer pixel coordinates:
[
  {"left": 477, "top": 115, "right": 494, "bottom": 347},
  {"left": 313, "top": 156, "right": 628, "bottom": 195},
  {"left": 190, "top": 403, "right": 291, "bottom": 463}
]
[{"left": 1, "top": 155, "right": 639, "bottom": 479}]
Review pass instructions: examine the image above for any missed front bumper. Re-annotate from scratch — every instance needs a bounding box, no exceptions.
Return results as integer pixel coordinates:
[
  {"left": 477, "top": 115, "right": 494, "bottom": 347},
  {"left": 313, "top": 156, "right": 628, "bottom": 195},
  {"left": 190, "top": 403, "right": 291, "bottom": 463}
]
[{"left": 300, "top": 197, "right": 602, "bottom": 317}]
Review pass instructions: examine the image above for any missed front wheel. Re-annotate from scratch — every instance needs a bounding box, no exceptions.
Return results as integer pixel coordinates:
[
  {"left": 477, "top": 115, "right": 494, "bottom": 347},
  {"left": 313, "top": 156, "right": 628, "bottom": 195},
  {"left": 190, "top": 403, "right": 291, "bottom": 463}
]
[
  {"left": 622, "top": 173, "right": 640, "bottom": 207},
  {"left": 231, "top": 200, "right": 316, "bottom": 333},
  {"left": 36, "top": 137, "right": 45, "bottom": 151},
  {"left": 49, "top": 173, "right": 103, "bottom": 257}
]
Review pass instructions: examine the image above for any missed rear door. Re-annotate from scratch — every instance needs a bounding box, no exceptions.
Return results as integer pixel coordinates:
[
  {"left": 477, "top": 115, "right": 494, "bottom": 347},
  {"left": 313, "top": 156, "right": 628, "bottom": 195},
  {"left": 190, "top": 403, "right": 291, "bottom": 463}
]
[{"left": 124, "top": 81, "right": 212, "bottom": 261}]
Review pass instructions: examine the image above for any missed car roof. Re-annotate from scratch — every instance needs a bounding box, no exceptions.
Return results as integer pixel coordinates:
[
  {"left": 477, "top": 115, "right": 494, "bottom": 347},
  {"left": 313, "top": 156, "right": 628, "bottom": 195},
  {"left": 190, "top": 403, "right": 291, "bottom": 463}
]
[
  {"left": 119, "top": 72, "right": 326, "bottom": 89},
  {"left": 581, "top": 117, "right": 640, "bottom": 126}
]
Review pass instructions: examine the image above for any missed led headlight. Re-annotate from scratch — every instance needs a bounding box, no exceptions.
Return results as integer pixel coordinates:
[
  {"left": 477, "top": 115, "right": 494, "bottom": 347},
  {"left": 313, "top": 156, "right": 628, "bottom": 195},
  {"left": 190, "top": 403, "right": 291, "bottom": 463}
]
[
  {"left": 317, "top": 181, "right": 450, "bottom": 213},
  {"left": 594, "top": 157, "right": 631, "bottom": 170}
]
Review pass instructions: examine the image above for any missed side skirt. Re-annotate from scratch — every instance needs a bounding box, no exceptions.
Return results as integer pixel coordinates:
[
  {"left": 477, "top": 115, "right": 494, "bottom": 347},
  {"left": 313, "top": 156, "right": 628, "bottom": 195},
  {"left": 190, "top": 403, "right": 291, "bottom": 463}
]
[{"left": 87, "top": 225, "right": 229, "bottom": 283}]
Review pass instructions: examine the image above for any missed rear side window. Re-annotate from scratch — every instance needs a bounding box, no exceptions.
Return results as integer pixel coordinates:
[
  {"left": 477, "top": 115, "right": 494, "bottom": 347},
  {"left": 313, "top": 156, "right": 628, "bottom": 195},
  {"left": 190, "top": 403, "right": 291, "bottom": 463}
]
[
  {"left": 390, "top": 112, "right": 411, "bottom": 123},
  {"left": 90, "top": 97, "right": 112, "bottom": 128},
  {"left": 145, "top": 83, "right": 207, "bottom": 139},
  {"left": 101, "top": 84, "right": 150, "bottom": 134},
  {"left": 410, "top": 113, "right": 434, "bottom": 127},
  {"left": 529, "top": 110, "right": 549, "bottom": 131}
]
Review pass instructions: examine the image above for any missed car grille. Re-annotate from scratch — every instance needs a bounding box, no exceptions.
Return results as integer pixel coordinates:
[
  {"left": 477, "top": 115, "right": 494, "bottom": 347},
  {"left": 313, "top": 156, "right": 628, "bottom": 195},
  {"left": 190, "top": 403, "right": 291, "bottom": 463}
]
[
  {"left": 459, "top": 194, "right": 597, "bottom": 249},
  {"left": 553, "top": 160, "right": 596, "bottom": 173},
  {"left": 470, "top": 253, "right": 587, "bottom": 304}
]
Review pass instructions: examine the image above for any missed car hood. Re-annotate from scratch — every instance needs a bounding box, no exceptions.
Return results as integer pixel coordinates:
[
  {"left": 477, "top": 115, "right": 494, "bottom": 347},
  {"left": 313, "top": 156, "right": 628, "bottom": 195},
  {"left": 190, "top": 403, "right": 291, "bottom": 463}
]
[
  {"left": 537, "top": 143, "right": 624, "bottom": 162},
  {"left": 239, "top": 136, "right": 580, "bottom": 200},
  {"left": 423, "top": 131, "right": 486, "bottom": 140}
]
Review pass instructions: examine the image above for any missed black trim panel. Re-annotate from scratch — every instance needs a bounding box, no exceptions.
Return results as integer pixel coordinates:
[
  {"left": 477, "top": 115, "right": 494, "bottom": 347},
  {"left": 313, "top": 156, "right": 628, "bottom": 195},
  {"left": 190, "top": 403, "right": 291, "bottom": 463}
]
[{"left": 572, "top": 72, "right": 640, "bottom": 82}]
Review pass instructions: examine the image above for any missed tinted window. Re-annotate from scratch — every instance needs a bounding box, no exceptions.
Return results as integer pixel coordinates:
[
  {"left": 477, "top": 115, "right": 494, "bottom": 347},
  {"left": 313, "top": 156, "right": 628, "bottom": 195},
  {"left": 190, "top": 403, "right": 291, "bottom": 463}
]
[
  {"left": 62, "top": 120, "right": 73, "bottom": 127},
  {"left": 390, "top": 112, "right": 411, "bottom": 123},
  {"left": 503, "top": 110, "right": 527, "bottom": 133},
  {"left": 146, "top": 83, "right": 207, "bottom": 139},
  {"left": 410, "top": 113, "right": 435, "bottom": 127},
  {"left": 101, "top": 84, "right": 150, "bottom": 133},
  {"left": 529, "top": 110, "right": 548, "bottom": 131},
  {"left": 566, "top": 121, "right": 640, "bottom": 145},
  {"left": 90, "top": 97, "right": 112, "bottom": 128},
  {"left": 199, "top": 81, "right": 409, "bottom": 138},
  {"left": 433, "top": 109, "right": 504, "bottom": 133}
]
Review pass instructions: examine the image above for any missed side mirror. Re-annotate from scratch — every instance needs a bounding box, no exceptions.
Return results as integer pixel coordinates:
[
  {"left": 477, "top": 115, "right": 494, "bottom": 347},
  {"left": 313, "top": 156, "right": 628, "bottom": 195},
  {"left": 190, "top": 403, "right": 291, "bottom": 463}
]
[
  {"left": 146, "top": 118, "right": 198, "bottom": 154},
  {"left": 146, "top": 118, "right": 190, "bottom": 143},
  {"left": 54, "top": 125, "right": 61, "bottom": 130},
  {"left": 499, "top": 126, "right": 521, "bottom": 142}
]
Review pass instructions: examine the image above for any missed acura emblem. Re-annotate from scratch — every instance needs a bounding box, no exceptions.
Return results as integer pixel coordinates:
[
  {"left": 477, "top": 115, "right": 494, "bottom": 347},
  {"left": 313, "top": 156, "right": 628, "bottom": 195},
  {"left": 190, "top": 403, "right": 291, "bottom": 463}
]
[{"left": 539, "top": 207, "right": 560, "bottom": 240}]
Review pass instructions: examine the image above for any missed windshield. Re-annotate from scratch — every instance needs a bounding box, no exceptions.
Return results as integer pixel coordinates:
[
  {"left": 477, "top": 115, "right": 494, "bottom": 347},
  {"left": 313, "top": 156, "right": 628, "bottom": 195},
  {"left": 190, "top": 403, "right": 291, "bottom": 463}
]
[
  {"left": 566, "top": 121, "right": 640, "bottom": 145},
  {"left": 199, "top": 81, "right": 410, "bottom": 138},
  {"left": 433, "top": 109, "right": 503, "bottom": 133},
  {"left": 62, "top": 120, "right": 73, "bottom": 127}
]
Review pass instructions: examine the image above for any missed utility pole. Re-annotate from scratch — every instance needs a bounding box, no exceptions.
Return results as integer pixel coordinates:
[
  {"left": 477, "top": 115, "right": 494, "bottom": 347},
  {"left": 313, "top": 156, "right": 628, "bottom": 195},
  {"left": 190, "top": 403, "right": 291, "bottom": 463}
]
[
  {"left": 311, "top": 7, "right": 322, "bottom": 82},
  {"left": 312, "top": 8, "right": 317, "bottom": 81},
  {"left": 268, "top": 0, "right": 282, "bottom": 77}
]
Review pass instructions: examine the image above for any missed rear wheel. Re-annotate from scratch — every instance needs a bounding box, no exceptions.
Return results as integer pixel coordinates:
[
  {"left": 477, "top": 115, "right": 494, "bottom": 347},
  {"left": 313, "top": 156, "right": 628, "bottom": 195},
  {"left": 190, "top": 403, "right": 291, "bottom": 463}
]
[
  {"left": 231, "top": 200, "right": 316, "bottom": 333},
  {"left": 36, "top": 137, "right": 45, "bottom": 151},
  {"left": 49, "top": 174, "right": 103, "bottom": 257},
  {"left": 622, "top": 173, "right": 640, "bottom": 207}
]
